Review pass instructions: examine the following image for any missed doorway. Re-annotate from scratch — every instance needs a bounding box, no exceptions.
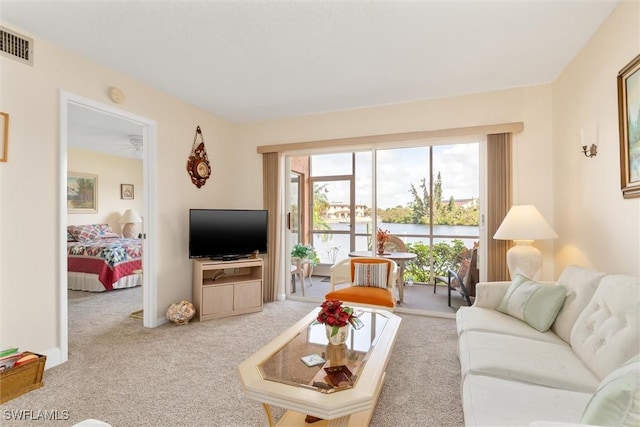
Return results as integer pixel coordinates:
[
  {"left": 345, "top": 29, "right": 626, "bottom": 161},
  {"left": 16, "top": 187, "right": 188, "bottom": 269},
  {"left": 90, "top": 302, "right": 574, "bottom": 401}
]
[{"left": 58, "top": 90, "right": 158, "bottom": 365}]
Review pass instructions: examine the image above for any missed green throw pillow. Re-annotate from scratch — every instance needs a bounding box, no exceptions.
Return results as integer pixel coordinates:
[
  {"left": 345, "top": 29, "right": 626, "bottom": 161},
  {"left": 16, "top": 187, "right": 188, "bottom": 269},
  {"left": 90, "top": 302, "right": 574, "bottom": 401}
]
[
  {"left": 581, "top": 354, "right": 640, "bottom": 426},
  {"left": 496, "top": 274, "right": 567, "bottom": 332}
]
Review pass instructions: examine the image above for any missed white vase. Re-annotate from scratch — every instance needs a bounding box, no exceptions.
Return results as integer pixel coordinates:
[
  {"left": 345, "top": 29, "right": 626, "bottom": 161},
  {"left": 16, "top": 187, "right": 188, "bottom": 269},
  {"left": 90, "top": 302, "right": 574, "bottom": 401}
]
[{"left": 325, "top": 324, "right": 349, "bottom": 345}]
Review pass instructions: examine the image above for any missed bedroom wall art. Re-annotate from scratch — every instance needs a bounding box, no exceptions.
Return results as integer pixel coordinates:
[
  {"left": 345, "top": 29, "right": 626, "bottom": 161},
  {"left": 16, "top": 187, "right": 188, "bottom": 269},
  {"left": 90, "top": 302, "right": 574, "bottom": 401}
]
[
  {"left": 121, "top": 183, "right": 134, "bottom": 200},
  {"left": 67, "top": 172, "right": 98, "bottom": 213}
]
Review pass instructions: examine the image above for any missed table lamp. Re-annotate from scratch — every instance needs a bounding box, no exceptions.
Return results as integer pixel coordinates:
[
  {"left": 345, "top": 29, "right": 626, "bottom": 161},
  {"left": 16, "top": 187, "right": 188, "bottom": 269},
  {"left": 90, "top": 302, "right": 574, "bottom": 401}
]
[
  {"left": 493, "top": 205, "right": 558, "bottom": 279},
  {"left": 119, "top": 208, "right": 142, "bottom": 238}
]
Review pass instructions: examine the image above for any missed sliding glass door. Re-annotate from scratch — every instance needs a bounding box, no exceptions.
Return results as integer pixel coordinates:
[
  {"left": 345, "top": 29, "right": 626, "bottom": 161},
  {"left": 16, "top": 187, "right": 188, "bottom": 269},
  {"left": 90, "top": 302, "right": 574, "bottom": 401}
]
[{"left": 288, "top": 138, "right": 480, "bottom": 284}]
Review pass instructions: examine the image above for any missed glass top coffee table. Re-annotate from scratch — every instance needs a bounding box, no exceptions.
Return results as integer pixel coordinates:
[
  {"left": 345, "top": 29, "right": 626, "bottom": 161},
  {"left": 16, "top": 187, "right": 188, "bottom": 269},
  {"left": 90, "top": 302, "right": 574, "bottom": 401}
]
[{"left": 239, "top": 306, "right": 402, "bottom": 426}]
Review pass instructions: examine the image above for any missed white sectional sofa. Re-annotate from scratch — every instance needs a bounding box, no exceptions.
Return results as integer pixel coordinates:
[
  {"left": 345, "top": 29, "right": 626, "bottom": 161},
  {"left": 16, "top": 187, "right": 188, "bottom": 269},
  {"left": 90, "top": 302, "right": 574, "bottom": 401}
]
[{"left": 456, "top": 265, "right": 640, "bottom": 426}]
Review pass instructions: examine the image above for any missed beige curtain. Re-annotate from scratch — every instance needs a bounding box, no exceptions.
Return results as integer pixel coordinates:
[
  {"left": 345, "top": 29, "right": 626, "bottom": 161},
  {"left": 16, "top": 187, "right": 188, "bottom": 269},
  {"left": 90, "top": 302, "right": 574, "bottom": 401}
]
[
  {"left": 262, "top": 152, "right": 283, "bottom": 302},
  {"left": 486, "top": 133, "right": 512, "bottom": 281}
]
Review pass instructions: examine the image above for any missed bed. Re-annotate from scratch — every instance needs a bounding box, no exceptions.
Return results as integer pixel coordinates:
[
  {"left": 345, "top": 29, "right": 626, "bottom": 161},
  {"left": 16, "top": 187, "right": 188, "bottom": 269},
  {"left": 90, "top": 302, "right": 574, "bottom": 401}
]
[{"left": 67, "top": 224, "right": 142, "bottom": 292}]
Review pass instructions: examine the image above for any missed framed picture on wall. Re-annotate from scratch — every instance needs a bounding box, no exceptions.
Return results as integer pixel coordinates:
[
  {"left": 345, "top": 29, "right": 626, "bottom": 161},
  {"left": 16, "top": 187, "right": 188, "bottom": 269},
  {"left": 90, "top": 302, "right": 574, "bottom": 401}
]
[
  {"left": 67, "top": 172, "right": 98, "bottom": 213},
  {"left": 617, "top": 54, "right": 640, "bottom": 199},
  {"left": 121, "top": 184, "right": 134, "bottom": 200},
  {"left": 0, "top": 112, "right": 8, "bottom": 162}
]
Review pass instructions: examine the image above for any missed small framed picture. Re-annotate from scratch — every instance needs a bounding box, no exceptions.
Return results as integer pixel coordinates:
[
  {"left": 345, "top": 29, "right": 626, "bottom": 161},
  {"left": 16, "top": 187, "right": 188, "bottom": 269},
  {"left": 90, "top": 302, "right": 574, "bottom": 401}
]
[{"left": 121, "top": 184, "right": 134, "bottom": 200}]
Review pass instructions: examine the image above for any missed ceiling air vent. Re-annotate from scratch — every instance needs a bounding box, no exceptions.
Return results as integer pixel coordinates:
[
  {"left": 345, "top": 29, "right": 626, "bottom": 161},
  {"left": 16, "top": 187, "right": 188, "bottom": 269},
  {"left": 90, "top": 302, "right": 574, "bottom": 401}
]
[{"left": 0, "top": 26, "right": 33, "bottom": 66}]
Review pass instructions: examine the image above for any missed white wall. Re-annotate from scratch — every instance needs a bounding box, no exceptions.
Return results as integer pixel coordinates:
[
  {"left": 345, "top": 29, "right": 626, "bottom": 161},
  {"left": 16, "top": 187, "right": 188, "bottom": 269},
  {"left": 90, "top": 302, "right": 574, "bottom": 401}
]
[
  {"left": 0, "top": 24, "right": 243, "bottom": 359},
  {"left": 552, "top": 0, "right": 640, "bottom": 276}
]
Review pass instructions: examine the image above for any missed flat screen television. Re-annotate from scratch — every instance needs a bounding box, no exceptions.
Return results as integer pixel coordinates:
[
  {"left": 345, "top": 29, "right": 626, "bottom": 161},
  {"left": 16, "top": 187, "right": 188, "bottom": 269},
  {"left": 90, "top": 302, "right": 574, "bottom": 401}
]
[{"left": 189, "top": 209, "right": 268, "bottom": 260}]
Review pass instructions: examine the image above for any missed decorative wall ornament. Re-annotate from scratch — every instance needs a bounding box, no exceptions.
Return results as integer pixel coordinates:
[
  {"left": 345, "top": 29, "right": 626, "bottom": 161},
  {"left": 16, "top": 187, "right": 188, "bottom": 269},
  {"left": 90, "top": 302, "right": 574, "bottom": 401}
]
[
  {"left": 186, "top": 125, "right": 211, "bottom": 188},
  {"left": 617, "top": 54, "right": 640, "bottom": 199}
]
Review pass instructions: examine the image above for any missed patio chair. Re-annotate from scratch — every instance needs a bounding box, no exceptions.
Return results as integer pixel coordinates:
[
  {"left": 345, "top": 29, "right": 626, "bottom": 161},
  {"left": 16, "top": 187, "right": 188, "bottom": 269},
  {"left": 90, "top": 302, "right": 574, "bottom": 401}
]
[
  {"left": 385, "top": 234, "right": 406, "bottom": 252},
  {"left": 326, "top": 257, "right": 398, "bottom": 309},
  {"left": 434, "top": 246, "right": 477, "bottom": 307}
]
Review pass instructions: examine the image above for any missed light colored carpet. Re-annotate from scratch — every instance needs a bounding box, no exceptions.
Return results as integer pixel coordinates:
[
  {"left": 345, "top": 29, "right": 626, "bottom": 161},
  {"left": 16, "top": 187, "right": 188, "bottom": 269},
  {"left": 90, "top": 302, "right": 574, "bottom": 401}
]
[{"left": 1, "top": 287, "right": 464, "bottom": 426}]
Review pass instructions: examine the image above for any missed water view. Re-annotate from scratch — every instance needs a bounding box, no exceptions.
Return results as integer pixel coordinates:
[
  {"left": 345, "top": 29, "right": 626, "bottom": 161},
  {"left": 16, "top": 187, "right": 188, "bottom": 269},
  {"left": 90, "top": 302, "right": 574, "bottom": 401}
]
[{"left": 312, "top": 222, "right": 479, "bottom": 264}]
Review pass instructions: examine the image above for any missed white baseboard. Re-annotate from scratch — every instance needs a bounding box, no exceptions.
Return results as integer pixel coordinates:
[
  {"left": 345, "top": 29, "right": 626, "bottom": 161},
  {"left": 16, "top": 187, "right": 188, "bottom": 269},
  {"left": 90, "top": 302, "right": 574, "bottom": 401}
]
[
  {"left": 41, "top": 347, "right": 64, "bottom": 370},
  {"left": 155, "top": 315, "right": 169, "bottom": 326}
]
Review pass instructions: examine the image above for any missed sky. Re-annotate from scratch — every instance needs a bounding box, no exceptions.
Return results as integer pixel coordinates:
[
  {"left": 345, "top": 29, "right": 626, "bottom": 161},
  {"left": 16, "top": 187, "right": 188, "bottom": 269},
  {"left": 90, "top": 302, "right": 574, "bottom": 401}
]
[{"left": 309, "top": 140, "right": 480, "bottom": 209}]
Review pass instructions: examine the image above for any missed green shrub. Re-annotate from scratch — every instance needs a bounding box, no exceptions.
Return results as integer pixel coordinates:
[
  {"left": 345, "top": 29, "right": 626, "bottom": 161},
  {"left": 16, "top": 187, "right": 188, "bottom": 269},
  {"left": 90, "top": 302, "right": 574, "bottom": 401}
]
[{"left": 405, "top": 239, "right": 467, "bottom": 283}]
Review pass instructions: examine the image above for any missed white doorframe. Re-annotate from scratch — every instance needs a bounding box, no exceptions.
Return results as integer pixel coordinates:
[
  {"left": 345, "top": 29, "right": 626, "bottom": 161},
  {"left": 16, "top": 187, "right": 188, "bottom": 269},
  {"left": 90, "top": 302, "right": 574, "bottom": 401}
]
[{"left": 58, "top": 90, "right": 159, "bottom": 365}]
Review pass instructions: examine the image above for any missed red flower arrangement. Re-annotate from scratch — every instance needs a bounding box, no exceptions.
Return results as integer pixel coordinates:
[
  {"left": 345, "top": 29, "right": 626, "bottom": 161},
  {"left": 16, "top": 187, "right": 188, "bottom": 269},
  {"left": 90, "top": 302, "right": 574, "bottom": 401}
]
[
  {"left": 316, "top": 299, "right": 364, "bottom": 337},
  {"left": 376, "top": 227, "right": 390, "bottom": 253},
  {"left": 376, "top": 227, "right": 390, "bottom": 244}
]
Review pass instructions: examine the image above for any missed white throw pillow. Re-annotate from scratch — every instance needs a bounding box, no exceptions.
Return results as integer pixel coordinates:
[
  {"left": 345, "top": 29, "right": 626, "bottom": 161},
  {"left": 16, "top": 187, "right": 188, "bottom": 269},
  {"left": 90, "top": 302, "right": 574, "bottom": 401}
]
[
  {"left": 581, "top": 354, "right": 640, "bottom": 427},
  {"left": 353, "top": 262, "right": 388, "bottom": 288},
  {"left": 496, "top": 274, "right": 567, "bottom": 332}
]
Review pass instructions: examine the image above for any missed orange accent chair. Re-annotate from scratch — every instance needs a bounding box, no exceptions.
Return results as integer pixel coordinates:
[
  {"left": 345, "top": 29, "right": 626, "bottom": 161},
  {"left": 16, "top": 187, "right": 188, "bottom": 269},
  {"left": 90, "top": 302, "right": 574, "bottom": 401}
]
[{"left": 326, "top": 257, "right": 398, "bottom": 309}]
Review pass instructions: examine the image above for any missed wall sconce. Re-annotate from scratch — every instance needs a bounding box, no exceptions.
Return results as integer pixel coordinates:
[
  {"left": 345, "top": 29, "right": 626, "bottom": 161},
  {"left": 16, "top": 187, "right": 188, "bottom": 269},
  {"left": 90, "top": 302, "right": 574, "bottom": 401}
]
[
  {"left": 580, "top": 128, "right": 597, "bottom": 158},
  {"left": 582, "top": 144, "right": 598, "bottom": 158}
]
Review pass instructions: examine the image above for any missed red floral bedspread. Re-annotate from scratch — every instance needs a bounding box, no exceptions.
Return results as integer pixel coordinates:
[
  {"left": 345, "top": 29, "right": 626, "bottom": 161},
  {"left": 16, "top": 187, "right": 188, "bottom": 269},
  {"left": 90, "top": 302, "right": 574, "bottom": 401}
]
[{"left": 67, "top": 238, "right": 142, "bottom": 291}]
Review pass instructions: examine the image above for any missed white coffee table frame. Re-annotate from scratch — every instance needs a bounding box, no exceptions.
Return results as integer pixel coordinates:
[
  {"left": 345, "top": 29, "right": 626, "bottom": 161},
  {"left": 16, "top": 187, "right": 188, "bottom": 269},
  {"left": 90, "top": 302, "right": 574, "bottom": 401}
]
[{"left": 238, "top": 306, "right": 401, "bottom": 427}]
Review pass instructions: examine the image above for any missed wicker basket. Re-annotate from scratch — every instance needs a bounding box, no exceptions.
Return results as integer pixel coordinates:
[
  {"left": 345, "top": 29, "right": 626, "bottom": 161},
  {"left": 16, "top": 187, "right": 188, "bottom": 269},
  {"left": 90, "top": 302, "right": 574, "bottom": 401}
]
[{"left": 0, "top": 352, "right": 46, "bottom": 403}]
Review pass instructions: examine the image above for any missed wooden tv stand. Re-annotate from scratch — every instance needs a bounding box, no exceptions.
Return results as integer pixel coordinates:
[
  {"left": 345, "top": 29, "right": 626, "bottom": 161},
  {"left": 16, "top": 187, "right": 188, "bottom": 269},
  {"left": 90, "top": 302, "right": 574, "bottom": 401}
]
[{"left": 192, "top": 258, "right": 263, "bottom": 321}]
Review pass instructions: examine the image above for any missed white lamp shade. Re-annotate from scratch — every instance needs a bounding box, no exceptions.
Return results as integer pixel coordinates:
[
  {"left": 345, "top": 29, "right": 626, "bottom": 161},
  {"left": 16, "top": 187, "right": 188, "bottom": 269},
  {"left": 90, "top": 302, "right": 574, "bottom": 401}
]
[
  {"left": 119, "top": 209, "right": 142, "bottom": 224},
  {"left": 119, "top": 209, "right": 142, "bottom": 238},
  {"left": 493, "top": 205, "right": 558, "bottom": 242},
  {"left": 493, "top": 205, "right": 557, "bottom": 280}
]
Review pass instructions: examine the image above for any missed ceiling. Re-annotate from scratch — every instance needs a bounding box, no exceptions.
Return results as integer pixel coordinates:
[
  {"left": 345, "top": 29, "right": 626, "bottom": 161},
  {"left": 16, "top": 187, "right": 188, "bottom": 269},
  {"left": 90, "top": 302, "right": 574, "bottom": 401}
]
[
  {"left": 2, "top": 1, "right": 619, "bottom": 125},
  {"left": 67, "top": 104, "right": 144, "bottom": 159}
]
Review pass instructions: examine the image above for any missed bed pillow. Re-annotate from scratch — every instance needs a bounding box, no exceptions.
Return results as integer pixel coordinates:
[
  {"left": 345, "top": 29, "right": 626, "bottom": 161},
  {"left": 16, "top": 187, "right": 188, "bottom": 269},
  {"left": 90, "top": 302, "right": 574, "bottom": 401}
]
[
  {"left": 353, "top": 262, "right": 388, "bottom": 288},
  {"left": 93, "top": 224, "right": 120, "bottom": 239},
  {"left": 581, "top": 354, "right": 640, "bottom": 427},
  {"left": 68, "top": 224, "right": 119, "bottom": 242},
  {"left": 68, "top": 225, "right": 92, "bottom": 242},
  {"left": 67, "top": 230, "right": 77, "bottom": 242},
  {"left": 496, "top": 274, "right": 567, "bottom": 332}
]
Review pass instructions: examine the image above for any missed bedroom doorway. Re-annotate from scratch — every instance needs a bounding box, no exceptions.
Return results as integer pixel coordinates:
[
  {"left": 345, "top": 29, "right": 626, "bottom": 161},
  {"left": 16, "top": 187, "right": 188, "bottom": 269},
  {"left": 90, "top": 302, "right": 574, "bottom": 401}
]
[{"left": 59, "top": 90, "right": 158, "bottom": 365}]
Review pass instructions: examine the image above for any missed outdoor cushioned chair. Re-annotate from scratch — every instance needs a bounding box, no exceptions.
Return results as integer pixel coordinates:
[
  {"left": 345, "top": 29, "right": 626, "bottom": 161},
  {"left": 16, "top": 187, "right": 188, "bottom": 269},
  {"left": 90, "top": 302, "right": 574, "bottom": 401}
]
[
  {"left": 434, "top": 245, "right": 477, "bottom": 307},
  {"left": 326, "top": 257, "right": 398, "bottom": 309}
]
